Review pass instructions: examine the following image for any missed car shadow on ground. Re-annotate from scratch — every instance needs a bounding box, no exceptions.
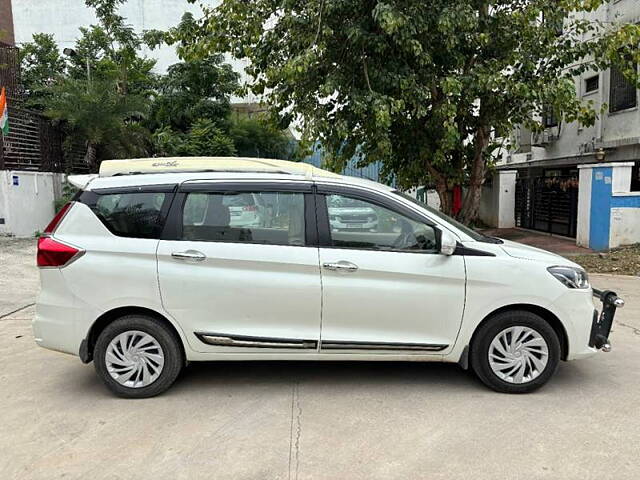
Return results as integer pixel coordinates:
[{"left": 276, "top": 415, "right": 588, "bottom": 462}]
[
  {"left": 179, "top": 360, "right": 479, "bottom": 389},
  {"left": 174, "top": 359, "right": 594, "bottom": 398},
  {"left": 67, "top": 357, "right": 594, "bottom": 399}
]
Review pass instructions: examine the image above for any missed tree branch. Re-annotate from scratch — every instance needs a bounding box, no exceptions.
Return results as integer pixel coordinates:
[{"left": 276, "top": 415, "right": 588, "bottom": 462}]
[
  {"left": 313, "top": 0, "right": 325, "bottom": 46},
  {"left": 362, "top": 46, "right": 373, "bottom": 93}
]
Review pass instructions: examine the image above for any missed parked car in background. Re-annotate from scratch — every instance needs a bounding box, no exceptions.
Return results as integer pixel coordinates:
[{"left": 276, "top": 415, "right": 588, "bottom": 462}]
[
  {"left": 328, "top": 195, "right": 378, "bottom": 232},
  {"left": 224, "top": 192, "right": 273, "bottom": 228},
  {"left": 34, "top": 157, "right": 623, "bottom": 398}
]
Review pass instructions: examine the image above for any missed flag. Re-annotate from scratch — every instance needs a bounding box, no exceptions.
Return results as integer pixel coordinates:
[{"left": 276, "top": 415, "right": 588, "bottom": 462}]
[{"left": 0, "top": 87, "right": 8, "bottom": 136}]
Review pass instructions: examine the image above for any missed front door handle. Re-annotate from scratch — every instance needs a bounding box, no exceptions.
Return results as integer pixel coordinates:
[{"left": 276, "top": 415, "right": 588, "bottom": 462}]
[
  {"left": 323, "top": 261, "right": 359, "bottom": 272},
  {"left": 171, "top": 250, "right": 206, "bottom": 261}
]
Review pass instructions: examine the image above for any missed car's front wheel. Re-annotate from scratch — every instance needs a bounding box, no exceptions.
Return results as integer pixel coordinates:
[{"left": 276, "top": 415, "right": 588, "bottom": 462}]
[
  {"left": 470, "top": 310, "right": 561, "bottom": 393},
  {"left": 94, "top": 315, "right": 183, "bottom": 398}
]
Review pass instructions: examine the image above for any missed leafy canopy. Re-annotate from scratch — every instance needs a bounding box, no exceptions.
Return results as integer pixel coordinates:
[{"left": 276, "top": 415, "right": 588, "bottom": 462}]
[
  {"left": 18, "top": 33, "right": 66, "bottom": 110},
  {"left": 46, "top": 78, "right": 150, "bottom": 168},
  {"left": 198, "top": 0, "right": 640, "bottom": 220}
]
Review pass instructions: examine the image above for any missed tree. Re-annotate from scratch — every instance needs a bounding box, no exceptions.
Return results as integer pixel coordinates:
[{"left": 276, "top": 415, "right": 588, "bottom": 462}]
[
  {"left": 146, "top": 12, "right": 298, "bottom": 160},
  {"left": 18, "top": 34, "right": 67, "bottom": 110},
  {"left": 147, "top": 56, "right": 239, "bottom": 133},
  {"left": 152, "top": 119, "right": 236, "bottom": 157},
  {"left": 199, "top": 0, "right": 640, "bottom": 222},
  {"left": 69, "top": 0, "right": 157, "bottom": 95},
  {"left": 19, "top": 0, "right": 157, "bottom": 170},
  {"left": 230, "top": 116, "right": 297, "bottom": 160},
  {"left": 46, "top": 78, "right": 150, "bottom": 169}
]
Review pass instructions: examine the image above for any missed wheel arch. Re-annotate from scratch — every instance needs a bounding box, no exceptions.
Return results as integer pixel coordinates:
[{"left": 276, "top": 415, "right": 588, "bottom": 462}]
[
  {"left": 469, "top": 304, "right": 569, "bottom": 361},
  {"left": 81, "top": 306, "right": 186, "bottom": 364}
]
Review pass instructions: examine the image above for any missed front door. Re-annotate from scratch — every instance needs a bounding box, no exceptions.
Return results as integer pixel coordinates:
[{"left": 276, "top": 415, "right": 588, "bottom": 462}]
[
  {"left": 316, "top": 188, "right": 466, "bottom": 353},
  {"left": 157, "top": 182, "right": 322, "bottom": 353}
]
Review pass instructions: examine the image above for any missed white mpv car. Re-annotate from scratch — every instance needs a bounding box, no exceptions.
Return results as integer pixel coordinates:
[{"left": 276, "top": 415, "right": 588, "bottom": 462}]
[{"left": 34, "top": 157, "right": 623, "bottom": 398}]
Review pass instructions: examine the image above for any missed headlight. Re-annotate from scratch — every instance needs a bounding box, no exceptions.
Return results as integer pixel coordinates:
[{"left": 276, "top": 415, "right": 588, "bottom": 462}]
[{"left": 547, "top": 266, "right": 590, "bottom": 289}]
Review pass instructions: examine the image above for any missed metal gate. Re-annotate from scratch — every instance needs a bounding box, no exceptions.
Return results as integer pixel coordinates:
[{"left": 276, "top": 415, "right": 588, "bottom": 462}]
[{"left": 515, "top": 175, "right": 579, "bottom": 238}]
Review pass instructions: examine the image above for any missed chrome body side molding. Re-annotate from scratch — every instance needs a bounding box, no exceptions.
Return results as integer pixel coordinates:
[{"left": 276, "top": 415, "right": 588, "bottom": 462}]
[
  {"left": 195, "top": 333, "right": 318, "bottom": 349},
  {"left": 195, "top": 333, "right": 447, "bottom": 352},
  {"left": 320, "top": 341, "right": 448, "bottom": 352}
]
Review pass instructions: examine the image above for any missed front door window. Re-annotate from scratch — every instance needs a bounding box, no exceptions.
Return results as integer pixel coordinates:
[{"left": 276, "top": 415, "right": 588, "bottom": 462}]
[{"left": 326, "top": 194, "right": 437, "bottom": 252}]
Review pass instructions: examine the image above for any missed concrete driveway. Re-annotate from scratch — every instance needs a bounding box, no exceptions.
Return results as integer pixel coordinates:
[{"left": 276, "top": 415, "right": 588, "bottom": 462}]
[{"left": 1, "top": 238, "right": 639, "bottom": 480}]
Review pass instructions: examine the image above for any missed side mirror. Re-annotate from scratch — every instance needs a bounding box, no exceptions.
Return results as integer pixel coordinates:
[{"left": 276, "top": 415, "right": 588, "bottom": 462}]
[{"left": 439, "top": 229, "right": 457, "bottom": 256}]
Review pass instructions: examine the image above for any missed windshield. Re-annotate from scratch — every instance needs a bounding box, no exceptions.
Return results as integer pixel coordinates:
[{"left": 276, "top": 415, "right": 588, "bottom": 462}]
[{"left": 392, "top": 191, "right": 502, "bottom": 243}]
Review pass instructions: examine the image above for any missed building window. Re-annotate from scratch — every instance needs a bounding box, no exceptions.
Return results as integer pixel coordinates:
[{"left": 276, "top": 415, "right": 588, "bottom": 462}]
[
  {"left": 585, "top": 75, "right": 599, "bottom": 94},
  {"left": 632, "top": 162, "right": 640, "bottom": 192},
  {"left": 609, "top": 66, "right": 637, "bottom": 113},
  {"left": 543, "top": 106, "right": 558, "bottom": 128}
]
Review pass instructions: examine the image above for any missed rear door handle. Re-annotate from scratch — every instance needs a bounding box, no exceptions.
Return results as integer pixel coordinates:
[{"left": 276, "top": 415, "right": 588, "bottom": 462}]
[
  {"left": 323, "top": 261, "right": 359, "bottom": 272},
  {"left": 171, "top": 250, "right": 206, "bottom": 261}
]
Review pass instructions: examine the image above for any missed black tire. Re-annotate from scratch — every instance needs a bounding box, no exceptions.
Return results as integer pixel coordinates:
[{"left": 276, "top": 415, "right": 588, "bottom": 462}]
[
  {"left": 470, "top": 310, "right": 561, "bottom": 394},
  {"left": 94, "top": 315, "right": 183, "bottom": 398}
]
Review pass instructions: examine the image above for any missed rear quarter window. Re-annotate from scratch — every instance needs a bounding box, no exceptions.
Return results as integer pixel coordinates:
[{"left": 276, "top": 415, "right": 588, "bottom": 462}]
[{"left": 90, "top": 192, "right": 168, "bottom": 239}]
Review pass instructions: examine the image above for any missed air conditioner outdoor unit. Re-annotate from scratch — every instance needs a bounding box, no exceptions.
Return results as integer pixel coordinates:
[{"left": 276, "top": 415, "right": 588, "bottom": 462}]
[{"left": 532, "top": 130, "right": 559, "bottom": 147}]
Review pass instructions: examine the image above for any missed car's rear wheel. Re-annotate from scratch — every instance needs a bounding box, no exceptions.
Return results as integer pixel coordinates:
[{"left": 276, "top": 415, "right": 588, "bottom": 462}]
[
  {"left": 470, "top": 310, "right": 561, "bottom": 393},
  {"left": 94, "top": 315, "right": 183, "bottom": 398}
]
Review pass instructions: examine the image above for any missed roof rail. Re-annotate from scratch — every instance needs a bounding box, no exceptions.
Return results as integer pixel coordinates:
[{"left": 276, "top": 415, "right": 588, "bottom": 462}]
[{"left": 98, "top": 157, "right": 340, "bottom": 180}]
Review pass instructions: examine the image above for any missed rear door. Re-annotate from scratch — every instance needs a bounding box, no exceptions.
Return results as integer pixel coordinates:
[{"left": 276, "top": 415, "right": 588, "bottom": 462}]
[
  {"left": 157, "top": 181, "right": 322, "bottom": 353},
  {"left": 316, "top": 185, "right": 467, "bottom": 353}
]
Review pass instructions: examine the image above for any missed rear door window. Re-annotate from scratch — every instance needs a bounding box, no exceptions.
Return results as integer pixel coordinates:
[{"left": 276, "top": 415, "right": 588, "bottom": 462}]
[
  {"left": 181, "top": 191, "right": 306, "bottom": 246},
  {"left": 92, "top": 192, "right": 167, "bottom": 239}
]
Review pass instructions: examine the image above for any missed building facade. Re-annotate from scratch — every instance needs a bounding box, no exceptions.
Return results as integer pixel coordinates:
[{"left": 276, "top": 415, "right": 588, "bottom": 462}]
[{"left": 493, "top": 0, "right": 640, "bottom": 249}]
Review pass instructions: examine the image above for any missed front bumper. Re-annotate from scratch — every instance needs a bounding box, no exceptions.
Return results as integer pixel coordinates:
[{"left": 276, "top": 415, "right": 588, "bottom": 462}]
[{"left": 589, "top": 288, "right": 624, "bottom": 351}]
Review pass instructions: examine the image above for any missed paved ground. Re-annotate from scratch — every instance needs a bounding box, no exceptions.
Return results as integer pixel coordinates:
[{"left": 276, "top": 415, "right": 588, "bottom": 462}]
[
  {"left": 1, "top": 238, "right": 639, "bottom": 480},
  {"left": 482, "top": 228, "right": 594, "bottom": 255}
]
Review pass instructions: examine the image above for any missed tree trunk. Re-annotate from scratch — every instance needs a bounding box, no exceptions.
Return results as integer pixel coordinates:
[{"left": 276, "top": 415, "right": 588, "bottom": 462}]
[
  {"left": 435, "top": 181, "right": 453, "bottom": 215},
  {"left": 84, "top": 142, "right": 98, "bottom": 171},
  {"left": 425, "top": 162, "right": 454, "bottom": 215},
  {"left": 458, "top": 126, "right": 490, "bottom": 225}
]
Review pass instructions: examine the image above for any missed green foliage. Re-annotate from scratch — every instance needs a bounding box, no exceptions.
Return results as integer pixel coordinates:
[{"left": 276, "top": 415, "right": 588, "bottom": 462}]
[
  {"left": 201, "top": 0, "right": 640, "bottom": 221},
  {"left": 144, "top": 11, "right": 213, "bottom": 63},
  {"left": 18, "top": 34, "right": 66, "bottom": 110},
  {"left": 230, "top": 116, "right": 296, "bottom": 160},
  {"left": 46, "top": 78, "right": 150, "bottom": 169},
  {"left": 146, "top": 12, "right": 296, "bottom": 160},
  {"left": 186, "top": 119, "right": 237, "bottom": 156},
  {"left": 70, "top": 0, "right": 157, "bottom": 95},
  {"left": 152, "top": 119, "right": 236, "bottom": 157},
  {"left": 54, "top": 182, "right": 79, "bottom": 211},
  {"left": 19, "top": 4, "right": 300, "bottom": 172},
  {"left": 18, "top": 0, "right": 157, "bottom": 170},
  {"left": 147, "top": 55, "right": 238, "bottom": 133}
]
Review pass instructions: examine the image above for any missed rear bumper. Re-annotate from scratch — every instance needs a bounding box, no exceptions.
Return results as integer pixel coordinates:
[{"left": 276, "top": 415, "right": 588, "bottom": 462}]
[
  {"left": 33, "top": 303, "right": 79, "bottom": 356},
  {"left": 33, "top": 269, "right": 83, "bottom": 356}
]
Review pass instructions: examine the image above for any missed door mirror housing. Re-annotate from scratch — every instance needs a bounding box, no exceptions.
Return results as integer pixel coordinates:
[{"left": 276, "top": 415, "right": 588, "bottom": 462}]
[{"left": 439, "top": 229, "right": 457, "bottom": 256}]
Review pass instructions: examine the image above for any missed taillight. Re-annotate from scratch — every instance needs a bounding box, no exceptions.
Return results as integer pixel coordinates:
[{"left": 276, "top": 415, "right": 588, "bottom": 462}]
[
  {"left": 37, "top": 237, "right": 83, "bottom": 268},
  {"left": 44, "top": 202, "right": 73, "bottom": 235},
  {"left": 242, "top": 205, "right": 257, "bottom": 212}
]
